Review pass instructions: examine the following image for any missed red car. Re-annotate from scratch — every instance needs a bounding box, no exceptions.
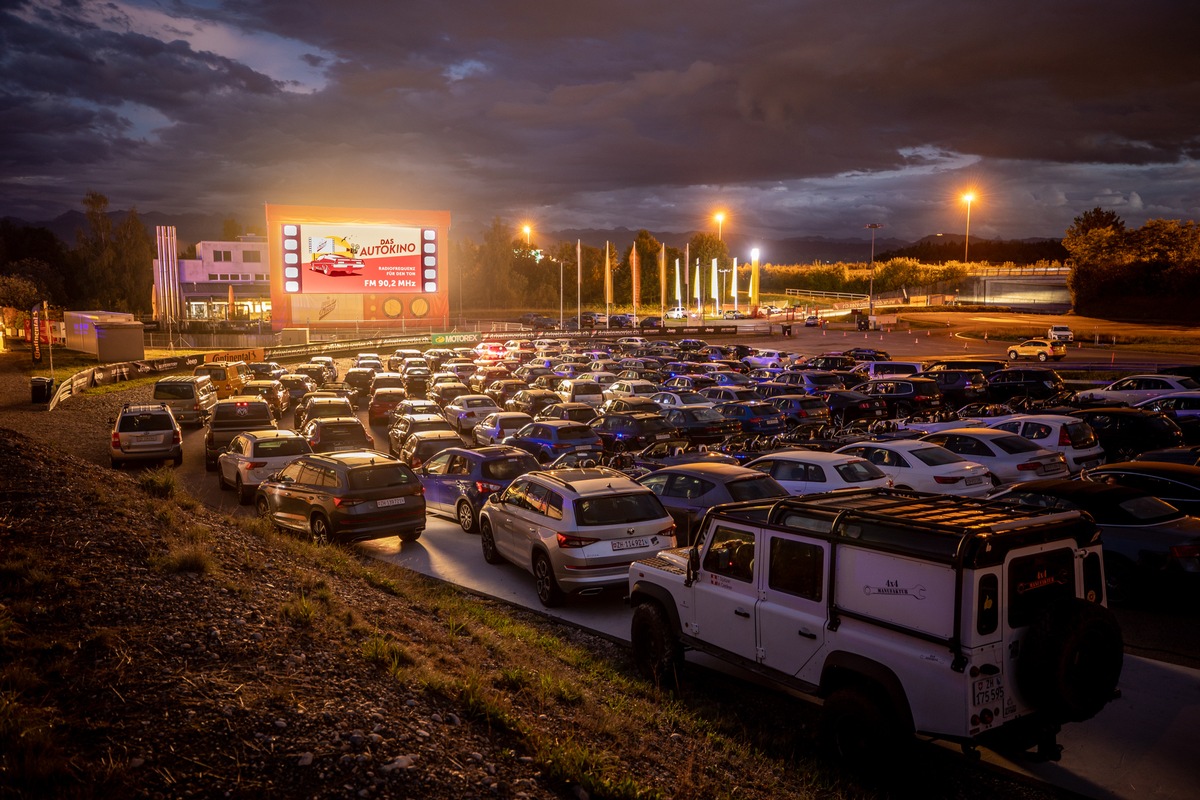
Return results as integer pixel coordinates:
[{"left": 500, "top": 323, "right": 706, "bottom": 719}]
[{"left": 311, "top": 254, "right": 364, "bottom": 275}]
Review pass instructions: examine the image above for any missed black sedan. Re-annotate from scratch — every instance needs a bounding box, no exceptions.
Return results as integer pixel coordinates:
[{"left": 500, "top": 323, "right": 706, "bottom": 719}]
[
  {"left": 1081, "top": 461, "right": 1200, "bottom": 515},
  {"left": 992, "top": 478, "right": 1200, "bottom": 604},
  {"left": 1069, "top": 408, "right": 1185, "bottom": 462},
  {"left": 814, "top": 389, "right": 889, "bottom": 427}
]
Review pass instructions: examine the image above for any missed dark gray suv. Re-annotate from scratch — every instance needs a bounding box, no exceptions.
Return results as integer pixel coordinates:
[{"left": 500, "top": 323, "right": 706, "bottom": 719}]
[{"left": 255, "top": 451, "right": 426, "bottom": 544}]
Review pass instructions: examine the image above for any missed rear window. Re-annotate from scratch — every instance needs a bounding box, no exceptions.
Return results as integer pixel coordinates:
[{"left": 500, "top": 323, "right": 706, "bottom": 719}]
[
  {"left": 808, "top": 374, "right": 842, "bottom": 387},
  {"left": 213, "top": 403, "right": 273, "bottom": 423},
  {"left": 322, "top": 423, "right": 368, "bottom": 439},
  {"left": 252, "top": 438, "right": 311, "bottom": 458},
  {"left": 834, "top": 460, "right": 888, "bottom": 482},
  {"left": 194, "top": 366, "right": 225, "bottom": 379},
  {"left": 727, "top": 475, "right": 789, "bottom": 501},
  {"left": 558, "top": 425, "right": 596, "bottom": 440},
  {"left": 571, "top": 382, "right": 602, "bottom": 395},
  {"left": 910, "top": 446, "right": 964, "bottom": 467},
  {"left": 482, "top": 454, "right": 540, "bottom": 481},
  {"left": 992, "top": 434, "right": 1041, "bottom": 454},
  {"left": 154, "top": 383, "right": 193, "bottom": 400},
  {"left": 574, "top": 492, "right": 667, "bottom": 526},
  {"left": 119, "top": 412, "right": 174, "bottom": 432},
  {"left": 1064, "top": 422, "right": 1098, "bottom": 448},
  {"left": 348, "top": 464, "right": 416, "bottom": 490},
  {"left": 691, "top": 408, "right": 726, "bottom": 422}
]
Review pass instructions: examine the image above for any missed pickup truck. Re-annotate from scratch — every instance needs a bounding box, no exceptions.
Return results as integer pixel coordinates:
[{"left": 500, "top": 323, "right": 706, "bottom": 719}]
[{"left": 627, "top": 488, "right": 1123, "bottom": 761}]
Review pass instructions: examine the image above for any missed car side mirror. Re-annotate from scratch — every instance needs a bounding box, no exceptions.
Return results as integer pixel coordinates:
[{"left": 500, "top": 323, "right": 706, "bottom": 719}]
[{"left": 486, "top": 493, "right": 501, "bottom": 505}]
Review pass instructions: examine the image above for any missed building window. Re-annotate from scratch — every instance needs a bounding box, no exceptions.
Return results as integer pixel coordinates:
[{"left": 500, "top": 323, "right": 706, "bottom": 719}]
[
  {"left": 208, "top": 274, "right": 219, "bottom": 281},
  {"left": 254, "top": 274, "right": 268, "bottom": 281},
  {"left": 243, "top": 250, "right": 262, "bottom": 263},
  {"left": 213, "top": 250, "right": 233, "bottom": 262}
]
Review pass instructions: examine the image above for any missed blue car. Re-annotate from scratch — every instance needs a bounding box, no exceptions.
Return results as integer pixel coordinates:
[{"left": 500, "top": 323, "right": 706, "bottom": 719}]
[
  {"left": 503, "top": 420, "right": 604, "bottom": 463},
  {"left": 714, "top": 400, "right": 788, "bottom": 434},
  {"left": 417, "top": 446, "right": 541, "bottom": 532}
]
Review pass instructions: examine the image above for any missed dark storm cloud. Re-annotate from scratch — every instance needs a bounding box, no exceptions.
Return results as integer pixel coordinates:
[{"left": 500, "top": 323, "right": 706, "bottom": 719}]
[{"left": 1, "top": 0, "right": 1197, "bottom": 240}]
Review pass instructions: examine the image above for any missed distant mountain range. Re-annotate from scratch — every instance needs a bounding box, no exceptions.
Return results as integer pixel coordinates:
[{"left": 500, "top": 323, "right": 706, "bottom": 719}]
[{"left": 3, "top": 211, "right": 1059, "bottom": 265}]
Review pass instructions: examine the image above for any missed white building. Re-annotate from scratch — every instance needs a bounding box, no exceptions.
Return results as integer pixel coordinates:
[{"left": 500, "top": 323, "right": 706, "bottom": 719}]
[{"left": 154, "top": 233, "right": 272, "bottom": 326}]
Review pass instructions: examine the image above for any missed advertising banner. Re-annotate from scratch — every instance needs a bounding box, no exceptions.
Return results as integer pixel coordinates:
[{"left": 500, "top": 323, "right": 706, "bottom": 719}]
[
  {"left": 30, "top": 302, "right": 42, "bottom": 364},
  {"left": 430, "top": 332, "right": 482, "bottom": 346}
]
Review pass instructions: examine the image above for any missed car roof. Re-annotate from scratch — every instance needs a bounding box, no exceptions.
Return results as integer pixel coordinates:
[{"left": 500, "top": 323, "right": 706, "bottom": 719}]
[
  {"left": 1089, "top": 462, "right": 1200, "bottom": 480},
  {"left": 1004, "top": 479, "right": 1163, "bottom": 512},
  {"left": 750, "top": 451, "right": 866, "bottom": 464},
  {"left": 645, "top": 462, "right": 768, "bottom": 478}
]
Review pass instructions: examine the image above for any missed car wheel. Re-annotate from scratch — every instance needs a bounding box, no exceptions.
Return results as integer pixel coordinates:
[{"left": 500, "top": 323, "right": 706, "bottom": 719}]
[
  {"left": 1038, "top": 352, "right": 1048, "bottom": 362},
  {"left": 1008, "top": 351, "right": 1019, "bottom": 360},
  {"left": 532, "top": 551, "right": 565, "bottom": 607},
  {"left": 236, "top": 475, "right": 252, "bottom": 505},
  {"left": 310, "top": 514, "right": 332, "bottom": 546},
  {"left": 217, "top": 468, "right": 231, "bottom": 491},
  {"left": 538, "top": 448, "right": 554, "bottom": 464},
  {"left": 1112, "top": 446, "right": 1137, "bottom": 462},
  {"left": 821, "top": 684, "right": 906, "bottom": 767},
  {"left": 173, "top": 451, "right": 183, "bottom": 467},
  {"left": 480, "top": 519, "right": 502, "bottom": 564},
  {"left": 399, "top": 530, "right": 422, "bottom": 543},
  {"left": 255, "top": 495, "right": 272, "bottom": 518},
  {"left": 457, "top": 500, "right": 477, "bottom": 533},
  {"left": 894, "top": 402, "right": 915, "bottom": 418},
  {"left": 631, "top": 602, "right": 681, "bottom": 688}
]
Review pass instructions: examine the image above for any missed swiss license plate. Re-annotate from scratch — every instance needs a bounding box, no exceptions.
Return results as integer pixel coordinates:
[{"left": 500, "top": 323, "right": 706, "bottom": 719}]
[
  {"left": 973, "top": 676, "right": 1004, "bottom": 707},
  {"left": 376, "top": 497, "right": 407, "bottom": 508},
  {"left": 136, "top": 434, "right": 161, "bottom": 443},
  {"left": 611, "top": 537, "right": 650, "bottom": 552},
  {"left": 966, "top": 476, "right": 983, "bottom": 485},
  {"left": 656, "top": 433, "right": 671, "bottom": 440}
]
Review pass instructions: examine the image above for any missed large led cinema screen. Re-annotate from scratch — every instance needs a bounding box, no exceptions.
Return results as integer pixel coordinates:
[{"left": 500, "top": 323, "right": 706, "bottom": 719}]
[{"left": 265, "top": 204, "right": 451, "bottom": 330}]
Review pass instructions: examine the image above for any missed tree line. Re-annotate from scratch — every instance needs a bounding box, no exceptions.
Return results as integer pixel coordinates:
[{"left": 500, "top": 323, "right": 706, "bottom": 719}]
[{"left": 1063, "top": 208, "right": 1200, "bottom": 321}]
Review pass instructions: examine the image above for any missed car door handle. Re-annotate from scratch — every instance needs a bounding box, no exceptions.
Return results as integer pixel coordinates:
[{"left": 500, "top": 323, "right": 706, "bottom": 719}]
[
  {"left": 734, "top": 609, "right": 750, "bottom": 618},
  {"left": 798, "top": 629, "right": 817, "bottom": 640}
]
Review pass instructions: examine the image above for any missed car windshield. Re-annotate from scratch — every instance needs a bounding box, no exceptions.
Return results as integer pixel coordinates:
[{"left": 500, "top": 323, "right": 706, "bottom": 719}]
[
  {"left": 482, "top": 454, "right": 540, "bottom": 480},
  {"left": 991, "top": 435, "right": 1042, "bottom": 454},
  {"left": 727, "top": 475, "right": 789, "bottom": 501},
  {"left": 1063, "top": 422, "right": 1098, "bottom": 448},
  {"left": 909, "top": 446, "right": 964, "bottom": 466},
  {"left": 348, "top": 464, "right": 415, "bottom": 490},
  {"left": 1115, "top": 495, "right": 1184, "bottom": 523},
  {"left": 675, "top": 392, "right": 708, "bottom": 404},
  {"left": 574, "top": 493, "right": 666, "bottom": 526},
  {"left": 808, "top": 374, "right": 842, "bottom": 387}
]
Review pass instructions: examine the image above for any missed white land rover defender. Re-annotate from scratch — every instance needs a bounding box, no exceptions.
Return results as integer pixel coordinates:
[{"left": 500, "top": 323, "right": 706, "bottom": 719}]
[{"left": 628, "top": 488, "right": 1123, "bottom": 760}]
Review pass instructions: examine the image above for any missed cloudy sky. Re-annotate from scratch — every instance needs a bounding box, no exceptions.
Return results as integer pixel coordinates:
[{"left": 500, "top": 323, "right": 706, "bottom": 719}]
[{"left": 1, "top": 0, "right": 1197, "bottom": 247}]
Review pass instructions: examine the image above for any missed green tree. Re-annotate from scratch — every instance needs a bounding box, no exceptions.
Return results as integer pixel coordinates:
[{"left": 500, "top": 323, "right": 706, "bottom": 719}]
[
  {"left": 73, "top": 191, "right": 155, "bottom": 313},
  {"left": 0, "top": 273, "right": 40, "bottom": 310},
  {"left": 1063, "top": 208, "right": 1127, "bottom": 267}
]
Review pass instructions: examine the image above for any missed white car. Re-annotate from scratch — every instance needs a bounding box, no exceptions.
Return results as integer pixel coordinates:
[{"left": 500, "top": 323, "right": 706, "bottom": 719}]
[
  {"left": 603, "top": 379, "right": 661, "bottom": 402},
  {"left": 983, "top": 414, "right": 1106, "bottom": 474},
  {"left": 918, "top": 428, "right": 1068, "bottom": 486},
  {"left": 1077, "top": 374, "right": 1199, "bottom": 406},
  {"left": 742, "top": 349, "right": 793, "bottom": 369},
  {"left": 665, "top": 306, "right": 689, "bottom": 320},
  {"left": 617, "top": 336, "right": 650, "bottom": 349},
  {"left": 743, "top": 451, "right": 892, "bottom": 495},
  {"left": 473, "top": 411, "right": 534, "bottom": 446},
  {"left": 217, "top": 429, "right": 312, "bottom": 504},
  {"left": 442, "top": 394, "right": 500, "bottom": 433},
  {"left": 652, "top": 391, "right": 714, "bottom": 409},
  {"left": 834, "top": 440, "right": 993, "bottom": 496}
]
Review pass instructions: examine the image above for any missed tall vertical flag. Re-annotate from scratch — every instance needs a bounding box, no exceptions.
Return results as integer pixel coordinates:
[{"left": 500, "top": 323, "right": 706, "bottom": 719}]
[
  {"left": 684, "top": 243, "right": 690, "bottom": 296},
  {"left": 629, "top": 242, "right": 641, "bottom": 310},
  {"left": 694, "top": 262, "right": 702, "bottom": 317},
  {"left": 604, "top": 242, "right": 613, "bottom": 305},
  {"left": 711, "top": 258, "right": 719, "bottom": 314},
  {"left": 732, "top": 258, "right": 739, "bottom": 311},
  {"left": 659, "top": 246, "right": 667, "bottom": 314},
  {"left": 674, "top": 259, "right": 681, "bottom": 303},
  {"left": 576, "top": 239, "right": 582, "bottom": 325}
]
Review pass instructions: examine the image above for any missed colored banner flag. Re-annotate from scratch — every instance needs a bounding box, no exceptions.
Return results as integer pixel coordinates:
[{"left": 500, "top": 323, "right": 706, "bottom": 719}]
[
  {"left": 683, "top": 243, "right": 690, "bottom": 294},
  {"left": 732, "top": 258, "right": 739, "bottom": 310},
  {"left": 30, "top": 302, "right": 43, "bottom": 364},
  {"left": 674, "top": 258, "right": 681, "bottom": 303},
  {"left": 630, "top": 243, "right": 641, "bottom": 308},
  {"left": 711, "top": 258, "right": 719, "bottom": 305},
  {"left": 604, "top": 242, "right": 613, "bottom": 305},
  {"left": 659, "top": 246, "right": 667, "bottom": 311}
]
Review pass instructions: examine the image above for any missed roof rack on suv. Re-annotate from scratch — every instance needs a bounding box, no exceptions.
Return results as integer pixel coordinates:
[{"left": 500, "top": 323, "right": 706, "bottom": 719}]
[{"left": 538, "top": 466, "right": 628, "bottom": 491}]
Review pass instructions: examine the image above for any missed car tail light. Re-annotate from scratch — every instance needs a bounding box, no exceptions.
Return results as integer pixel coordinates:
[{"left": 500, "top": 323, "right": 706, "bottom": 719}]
[
  {"left": 172, "top": 430, "right": 182, "bottom": 445},
  {"left": 748, "top": 416, "right": 763, "bottom": 423},
  {"left": 556, "top": 532, "right": 601, "bottom": 548},
  {"left": 1057, "top": 428, "right": 1073, "bottom": 446},
  {"left": 1017, "top": 461, "right": 1040, "bottom": 471},
  {"left": 857, "top": 402, "right": 872, "bottom": 409},
  {"left": 333, "top": 496, "right": 366, "bottom": 508},
  {"left": 553, "top": 441, "right": 573, "bottom": 449},
  {"left": 111, "top": 432, "right": 120, "bottom": 449},
  {"left": 934, "top": 475, "right": 964, "bottom": 484},
  {"left": 247, "top": 461, "right": 269, "bottom": 469},
  {"left": 1169, "top": 544, "right": 1200, "bottom": 561},
  {"left": 475, "top": 480, "right": 503, "bottom": 494},
  {"left": 658, "top": 523, "right": 677, "bottom": 540}
]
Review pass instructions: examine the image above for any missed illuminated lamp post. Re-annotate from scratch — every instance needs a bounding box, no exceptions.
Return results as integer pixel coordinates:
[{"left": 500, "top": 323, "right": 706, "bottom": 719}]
[
  {"left": 865, "top": 223, "right": 883, "bottom": 317},
  {"left": 961, "top": 193, "right": 974, "bottom": 262},
  {"left": 522, "top": 225, "right": 531, "bottom": 246},
  {"left": 714, "top": 212, "right": 725, "bottom": 242}
]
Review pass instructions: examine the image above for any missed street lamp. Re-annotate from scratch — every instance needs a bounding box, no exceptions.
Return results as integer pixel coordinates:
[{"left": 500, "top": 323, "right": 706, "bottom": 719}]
[
  {"left": 714, "top": 212, "right": 725, "bottom": 242},
  {"left": 865, "top": 223, "right": 883, "bottom": 317},
  {"left": 522, "top": 225, "right": 531, "bottom": 246},
  {"left": 961, "top": 194, "right": 974, "bottom": 262}
]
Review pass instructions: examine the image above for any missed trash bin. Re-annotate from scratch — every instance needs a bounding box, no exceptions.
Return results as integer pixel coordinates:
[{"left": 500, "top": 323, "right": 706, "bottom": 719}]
[
  {"left": 31, "top": 377, "right": 53, "bottom": 403},
  {"left": 781, "top": 323, "right": 793, "bottom": 337},
  {"left": 857, "top": 318, "right": 870, "bottom": 331}
]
